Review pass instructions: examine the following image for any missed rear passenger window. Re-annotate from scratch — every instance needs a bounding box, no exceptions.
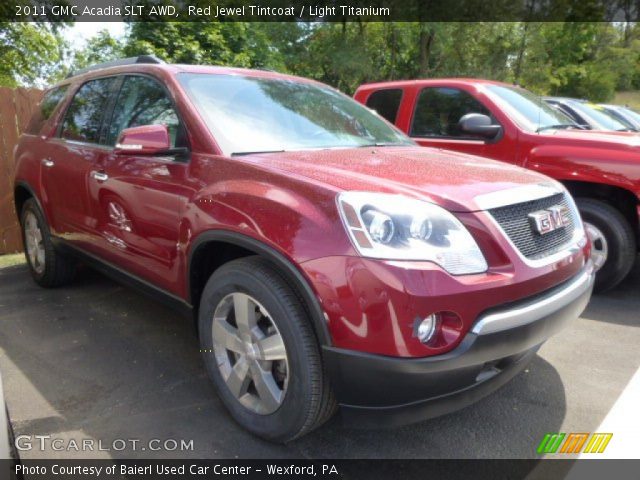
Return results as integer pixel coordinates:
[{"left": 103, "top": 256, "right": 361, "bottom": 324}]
[
  {"left": 365, "top": 89, "right": 403, "bottom": 124},
  {"left": 106, "top": 75, "right": 185, "bottom": 148},
  {"left": 61, "top": 77, "right": 118, "bottom": 144},
  {"left": 411, "top": 87, "right": 494, "bottom": 138},
  {"left": 26, "top": 85, "right": 68, "bottom": 134}
]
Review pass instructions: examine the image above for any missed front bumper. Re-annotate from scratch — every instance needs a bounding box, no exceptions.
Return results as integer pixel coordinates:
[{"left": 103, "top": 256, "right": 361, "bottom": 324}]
[{"left": 323, "top": 262, "right": 594, "bottom": 427}]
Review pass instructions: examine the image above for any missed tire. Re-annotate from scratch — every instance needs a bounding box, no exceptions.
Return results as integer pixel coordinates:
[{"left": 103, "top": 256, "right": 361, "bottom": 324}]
[
  {"left": 20, "top": 198, "right": 76, "bottom": 287},
  {"left": 198, "top": 256, "right": 336, "bottom": 442},
  {"left": 577, "top": 198, "right": 636, "bottom": 293}
]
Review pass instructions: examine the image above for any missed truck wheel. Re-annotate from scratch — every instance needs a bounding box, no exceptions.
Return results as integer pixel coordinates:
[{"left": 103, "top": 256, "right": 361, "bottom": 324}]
[
  {"left": 198, "top": 256, "right": 336, "bottom": 442},
  {"left": 577, "top": 198, "right": 636, "bottom": 293},
  {"left": 20, "top": 198, "right": 76, "bottom": 287}
]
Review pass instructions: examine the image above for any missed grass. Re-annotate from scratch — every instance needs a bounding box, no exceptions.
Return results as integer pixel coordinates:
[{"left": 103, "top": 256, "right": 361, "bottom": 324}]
[
  {"left": 613, "top": 91, "right": 640, "bottom": 109},
  {"left": 0, "top": 253, "right": 26, "bottom": 269}
]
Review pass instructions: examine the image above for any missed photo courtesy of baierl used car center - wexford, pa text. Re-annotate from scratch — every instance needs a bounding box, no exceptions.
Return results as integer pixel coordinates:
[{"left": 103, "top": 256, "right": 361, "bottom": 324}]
[{"left": 0, "top": 2, "right": 639, "bottom": 480}]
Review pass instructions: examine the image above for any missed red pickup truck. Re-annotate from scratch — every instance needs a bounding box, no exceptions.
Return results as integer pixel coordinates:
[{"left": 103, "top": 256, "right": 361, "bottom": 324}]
[{"left": 355, "top": 79, "right": 640, "bottom": 291}]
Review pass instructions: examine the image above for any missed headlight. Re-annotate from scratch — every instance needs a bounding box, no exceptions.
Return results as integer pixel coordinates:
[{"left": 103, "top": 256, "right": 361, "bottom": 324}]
[{"left": 337, "top": 192, "right": 488, "bottom": 275}]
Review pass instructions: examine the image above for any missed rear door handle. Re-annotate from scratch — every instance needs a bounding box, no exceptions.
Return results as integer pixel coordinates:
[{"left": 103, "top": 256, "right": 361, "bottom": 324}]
[
  {"left": 91, "top": 171, "right": 109, "bottom": 182},
  {"left": 41, "top": 158, "right": 54, "bottom": 168}
]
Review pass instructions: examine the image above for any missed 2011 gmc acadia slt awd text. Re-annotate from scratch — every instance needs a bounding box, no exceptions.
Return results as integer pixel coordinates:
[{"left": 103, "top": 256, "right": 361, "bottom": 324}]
[{"left": 14, "top": 57, "right": 594, "bottom": 442}]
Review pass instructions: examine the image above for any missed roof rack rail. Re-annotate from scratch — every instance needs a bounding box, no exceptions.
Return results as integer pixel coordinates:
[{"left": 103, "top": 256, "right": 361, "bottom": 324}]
[{"left": 66, "top": 56, "right": 165, "bottom": 78}]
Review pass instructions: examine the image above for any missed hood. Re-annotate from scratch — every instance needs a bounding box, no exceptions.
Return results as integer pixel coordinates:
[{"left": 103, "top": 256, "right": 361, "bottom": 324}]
[
  {"left": 544, "top": 129, "right": 640, "bottom": 151},
  {"left": 239, "top": 146, "right": 555, "bottom": 212}
]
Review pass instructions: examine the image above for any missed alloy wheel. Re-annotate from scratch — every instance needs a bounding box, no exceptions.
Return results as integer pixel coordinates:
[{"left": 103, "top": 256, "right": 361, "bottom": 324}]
[
  {"left": 585, "top": 222, "right": 608, "bottom": 272},
  {"left": 212, "top": 292, "right": 289, "bottom": 415},
  {"left": 24, "top": 211, "right": 45, "bottom": 275}
]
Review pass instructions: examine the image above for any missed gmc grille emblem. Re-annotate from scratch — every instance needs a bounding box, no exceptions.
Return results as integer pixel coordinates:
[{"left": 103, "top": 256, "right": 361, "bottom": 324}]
[{"left": 528, "top": 205, "right": 571, "bottom": 235}]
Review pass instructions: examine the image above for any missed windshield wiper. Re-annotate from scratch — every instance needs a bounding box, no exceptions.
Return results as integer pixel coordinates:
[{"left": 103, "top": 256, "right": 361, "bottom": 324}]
[
  {"left": 357, "top": 142, "right": 408, "bottom": 147},
  {"left": 231, "top": 150, "right": 285, "bottom": 156},
  {"left": 536, "top": 124, "right": 579, "bottom": 133}
]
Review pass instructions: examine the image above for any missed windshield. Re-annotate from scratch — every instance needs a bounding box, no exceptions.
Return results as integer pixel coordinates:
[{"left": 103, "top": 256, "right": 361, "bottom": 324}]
[
  {"left": 571, "top": 102, "right": 630, "bottom": 131},
  {"left": 178, "top": 73, "right": 413, "bottom": 155},
  {"left": 601, "top": 105, "right": 640, "bottom": 130},
  {"left": 484, "top": 85, "right": 577, "bottom": 132},
  {"left": 622, "top": 107, "right": 640, "bottom": 126}
]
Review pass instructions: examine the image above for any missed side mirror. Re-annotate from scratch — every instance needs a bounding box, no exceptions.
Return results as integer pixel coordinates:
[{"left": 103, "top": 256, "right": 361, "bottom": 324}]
[
  {"left": 458, "top": 113, "right": 502, "bottom": 139},
  {"left": 115, "top": 124, "right": 172, "bottom": 155}
]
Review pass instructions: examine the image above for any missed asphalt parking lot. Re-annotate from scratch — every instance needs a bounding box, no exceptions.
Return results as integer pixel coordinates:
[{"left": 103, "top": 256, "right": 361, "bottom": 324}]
[{"left": 0, "top": 260, "right": 638, "bottom": 460}]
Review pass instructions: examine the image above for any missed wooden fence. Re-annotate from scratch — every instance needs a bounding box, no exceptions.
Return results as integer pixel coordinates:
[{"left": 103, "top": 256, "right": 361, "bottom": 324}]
[{"left": 0, "top": 87, "right": 43, "bottom": 254}]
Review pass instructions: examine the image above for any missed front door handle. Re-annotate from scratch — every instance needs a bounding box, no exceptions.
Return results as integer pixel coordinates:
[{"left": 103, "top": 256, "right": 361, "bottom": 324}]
[
  {"left": 41, "top": 158, "right": 54, "bottom": 168},
  {"left": 90, "top": 171, "right": 109, "bottom": 182}
]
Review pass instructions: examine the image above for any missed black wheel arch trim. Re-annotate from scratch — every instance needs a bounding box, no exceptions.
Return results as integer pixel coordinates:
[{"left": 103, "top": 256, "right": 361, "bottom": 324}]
[
  {"left": 14, "top": 181, "right": 45, "bottom": 221},
  {"left": 188, "top": 230, "right": 332, "bottom": 346}
]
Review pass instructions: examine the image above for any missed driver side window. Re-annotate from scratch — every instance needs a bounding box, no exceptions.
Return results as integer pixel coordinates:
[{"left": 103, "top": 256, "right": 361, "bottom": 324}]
[
  {"left": 411, "top": 87, "right": 494, "bottom": 139},
  {"left": 106, "top": 75, "right": 187, "bottom": 148}
]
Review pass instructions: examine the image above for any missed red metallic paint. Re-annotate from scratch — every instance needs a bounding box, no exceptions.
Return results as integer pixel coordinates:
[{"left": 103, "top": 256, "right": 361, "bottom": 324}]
[
  {"left": 114, "top": 124, "right": 172, "bottom": 155},
  {"left": 300, "top": 209, "right": 587, "bottom": 357},
  {"left": 15, "top": 66, "right": 589, "bottom": 359}
]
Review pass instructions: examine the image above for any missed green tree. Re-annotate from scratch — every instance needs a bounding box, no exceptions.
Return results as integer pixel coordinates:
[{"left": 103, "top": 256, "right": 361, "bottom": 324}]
[
  {"left": 123, "top": 22, "right": 283, "bottom": 70},
  {"left": 516, "top": 22, "right": 624, "bottom": 101},
  {"left": 71, "top": 29, "right": 125, "bottom": 71},
  {"left": 56, "top": 20, "right": 637, "bottom": 103},
  {"left": 0, "top": 22, "right": 67, "bottom": 87}
]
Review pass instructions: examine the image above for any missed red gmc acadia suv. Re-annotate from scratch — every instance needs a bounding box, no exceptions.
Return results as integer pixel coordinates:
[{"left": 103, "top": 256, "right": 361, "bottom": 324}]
[
  {"left": 14, "top": 58, "right": 594, "bottom": 442},
  {"left": 355, "top": 79, "right": 640, "bottom": 292}
]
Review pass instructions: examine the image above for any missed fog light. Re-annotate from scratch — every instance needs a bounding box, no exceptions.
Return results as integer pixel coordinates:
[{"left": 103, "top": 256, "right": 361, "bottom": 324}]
[
  {"left": 413, "top": 311, "right": 464, "bottom": 353},
  {"left": 415, "top": 314, "right": 438, "bottom": 343}
]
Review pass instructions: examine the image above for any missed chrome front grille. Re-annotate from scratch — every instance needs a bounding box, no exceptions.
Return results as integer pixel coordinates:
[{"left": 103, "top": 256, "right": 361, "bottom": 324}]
[{"left": 488, "top": 193, "right": 576, "bottom": 260}]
